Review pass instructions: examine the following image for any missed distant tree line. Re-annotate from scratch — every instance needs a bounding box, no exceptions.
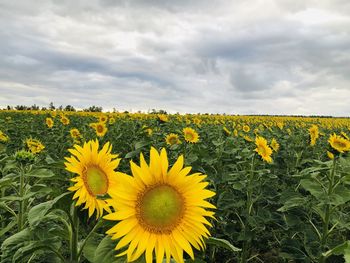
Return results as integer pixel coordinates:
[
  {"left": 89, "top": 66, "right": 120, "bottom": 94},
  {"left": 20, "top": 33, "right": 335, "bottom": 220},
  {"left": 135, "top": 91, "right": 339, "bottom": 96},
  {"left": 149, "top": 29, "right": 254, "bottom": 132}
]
[{"left": 2, "top": 102, "right": 103, "bottom": 112}]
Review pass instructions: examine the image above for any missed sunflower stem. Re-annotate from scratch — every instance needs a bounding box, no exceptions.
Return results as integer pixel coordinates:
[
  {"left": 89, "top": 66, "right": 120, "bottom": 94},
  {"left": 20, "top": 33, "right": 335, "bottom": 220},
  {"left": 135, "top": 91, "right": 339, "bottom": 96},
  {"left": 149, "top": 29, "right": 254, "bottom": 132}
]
[
  {"left": 70, "top": 203, "right": 79, "bottom": 263},
  {"left": 17, "top": 166, "right": 25, "bottom": 232},
  {"left": 319, "top": 157, "right": 337, "bottom": 263},
  {"left": 77, "top": 218, "right": 103, "bottom": 260},
  {"left": 241, "top": 154, "right": 255, "bottom": 263}
]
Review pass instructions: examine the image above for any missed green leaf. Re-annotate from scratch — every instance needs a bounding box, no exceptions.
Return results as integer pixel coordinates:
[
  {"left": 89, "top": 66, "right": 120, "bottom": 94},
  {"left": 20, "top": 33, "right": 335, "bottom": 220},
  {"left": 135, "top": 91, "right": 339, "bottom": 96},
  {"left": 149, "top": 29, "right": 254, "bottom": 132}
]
[
  {"left": 277, "top": 197, "right": 306, "bottom": 212},
  {"left": 93, "top": 236, "right": 124, "bottom": 263},
  {"left": 26, "top": 168, "right": 55, "bottom": 178},
  {"left": 300, "top": 178, "right": 324, "bottom": 198},
  {"left": 0, "top": 220, "right": 17, "bottom": 238},
  {"left": 27, "top": 192, "right": 71, "bottom": 227},
  {"left": 206, "top": 237, "right": 241, "bottom": 252}
]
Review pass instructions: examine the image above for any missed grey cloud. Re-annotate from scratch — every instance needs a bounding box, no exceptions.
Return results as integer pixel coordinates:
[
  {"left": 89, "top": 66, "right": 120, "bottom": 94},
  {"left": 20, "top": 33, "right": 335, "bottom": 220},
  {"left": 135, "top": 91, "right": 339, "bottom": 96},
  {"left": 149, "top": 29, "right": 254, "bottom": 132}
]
[{"left": 0, "top": 0, "right": 350, "bottom": 115}]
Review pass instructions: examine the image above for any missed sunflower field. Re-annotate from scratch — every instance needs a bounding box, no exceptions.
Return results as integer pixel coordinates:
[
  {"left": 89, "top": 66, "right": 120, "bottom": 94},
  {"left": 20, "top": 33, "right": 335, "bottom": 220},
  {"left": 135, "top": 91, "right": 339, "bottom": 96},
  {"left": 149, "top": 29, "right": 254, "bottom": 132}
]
[{"left": 1, "top": 110, "right": 350, "bottom": 263}]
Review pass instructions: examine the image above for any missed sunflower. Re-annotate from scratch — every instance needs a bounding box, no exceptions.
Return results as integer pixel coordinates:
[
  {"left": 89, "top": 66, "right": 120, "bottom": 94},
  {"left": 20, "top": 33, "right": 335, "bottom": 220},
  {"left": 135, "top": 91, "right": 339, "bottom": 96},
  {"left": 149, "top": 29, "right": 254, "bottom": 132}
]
[
  {"left": 255, "top": 136, "right": 273, "bottom": 163},
  {"left": 309, "top": 125, "right": 319, "bottom": 146},
  {"left": 270, "top": 138, "right": 280, "bottom": 152},
  {"left": 46, "top": 117, "right": 54, "bottom": 128},
  {"left": 243, "top": 135, "right": 253, "bottom": 142},
  {"left": 242, "top": 125, "right": 250, "bottom": 133},
  {"left": 70, "top": 128, "right": 81, "bottom": 139},
  {"left": 327, "top": 151, "right": 334, "bottom": 160},
  {"left": 60, "top": 115, "right": 70, "bottom": 125},
  {"left": 99, "top": 115, "right": 108, "bottom": 123},
  {"left": 25, "top": 138, "right": 45, "bottom": 154},
  {"left": 328, "top": 133, "right": 350, "bottom": 153},
  {"left": 93, "top": 122, "right": 108, "bottom": 137},
  {"left": 223, "top": 127, "right": 231, "bottom": 136},
  {"left": 165, "top": 133, "right": 181, "bottom": 145},
  {"left": 0, "top": 130, "right": 9, "bottom": 142},
  {"left": 104, "top": 148, "right": 215, "bottom": 263},
  {"left": 109, "top": 117, "right": 116, "bottom": 125},
  {"left": 65, "top": 140, "right": 121, "bottom": 218},
  {"left": 183, "top": 127, "right": 199, "bottom": 143},
  {"left": 158, "top": 114, "right": 169, "bottom": 123}
]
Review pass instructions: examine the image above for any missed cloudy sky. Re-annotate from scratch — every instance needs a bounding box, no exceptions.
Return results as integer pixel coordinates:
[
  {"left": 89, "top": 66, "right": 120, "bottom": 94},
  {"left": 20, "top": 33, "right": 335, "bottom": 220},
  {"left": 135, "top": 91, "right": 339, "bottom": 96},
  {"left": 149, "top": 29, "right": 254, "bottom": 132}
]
[{"left": 1, "top": 0, "right": 350, "bottom": 115}]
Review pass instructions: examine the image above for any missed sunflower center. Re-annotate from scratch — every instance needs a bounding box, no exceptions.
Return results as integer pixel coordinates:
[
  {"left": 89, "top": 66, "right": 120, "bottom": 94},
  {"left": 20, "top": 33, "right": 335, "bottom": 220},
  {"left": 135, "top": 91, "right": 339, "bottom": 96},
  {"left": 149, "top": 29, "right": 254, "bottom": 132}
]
[
  {"left": 97, "top": 125, "right": 104, "bottom": 133},
  {"left": 334, "top": 140, "right": 346, "bottom": 149},
  {"left": 137, "top": 184, "right": 184, "bottom": 234},
  {"left": 169, "top": 136, "right": 177, "bottom": 145},
  {"left": 84, "top": 166, "right": 109, "bottom": 196},
  {"left": 185, "top": 133, "right": 194, "bottom": 141}
]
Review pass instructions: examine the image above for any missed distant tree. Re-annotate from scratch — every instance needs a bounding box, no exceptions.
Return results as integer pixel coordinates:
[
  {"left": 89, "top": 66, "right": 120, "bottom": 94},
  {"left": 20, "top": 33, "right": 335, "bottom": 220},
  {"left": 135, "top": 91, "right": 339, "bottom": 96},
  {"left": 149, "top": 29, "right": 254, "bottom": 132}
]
[
  {"left": 30, "top": 104, "right": 40, "bottom": 110},
  {"left": 15, "top": 105, "right": 29, "bottom": 110},
  {"left": 41, "top": 107, "right": 47, "bottom": 111},
  {"left": 7, "top": 105, "right": 13, "bottom": 110},
  {"left": 49, "top": 102, "right": 55, "bottom": 110},
  {"left": 150, "top": 109, "right": 167, "bottom": 114},
  {"left": 83, "top": 105, "right": 103, "bottom": 112},
  {"left": 58, "top": 105, "right": 63, "bottom": 110},
  {"left": 64, "top": 105, "right": 76, "bottom": 111}
]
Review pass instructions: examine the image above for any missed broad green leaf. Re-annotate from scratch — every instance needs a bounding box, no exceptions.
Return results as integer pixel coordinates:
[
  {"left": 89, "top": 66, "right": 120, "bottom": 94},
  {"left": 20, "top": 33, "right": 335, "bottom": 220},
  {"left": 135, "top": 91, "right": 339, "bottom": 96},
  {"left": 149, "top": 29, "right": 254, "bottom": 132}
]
[{"left": 206, "top": 237, "right": 241, "bottom": 252}]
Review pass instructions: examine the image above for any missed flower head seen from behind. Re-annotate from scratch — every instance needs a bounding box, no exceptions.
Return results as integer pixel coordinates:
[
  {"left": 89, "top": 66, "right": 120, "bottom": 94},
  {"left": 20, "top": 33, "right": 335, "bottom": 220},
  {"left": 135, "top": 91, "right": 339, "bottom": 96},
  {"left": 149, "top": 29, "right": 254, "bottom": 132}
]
[
  {"left": 183, "top": 127, "right": 199, "bottom": 143},
  {"left": 165, "top": 133, "right": 181, "bottom": 146},
  {"left": 328, "top": 133, "right": 350, "bottom": 153},
  {"left": 26, "top": 138, "right": 45, "bottom": 154},
  {"left": 65, "top": 140, "right": 121, "bottom": 218},
  {"left": 255, "top": 136, "right": 273, "bottom": 163},
  {"left": 270, "top": 138, "right": 280, "bottom": 152},
  {"left": 104, "top": 147, "right": 215, "bottom": 263}
]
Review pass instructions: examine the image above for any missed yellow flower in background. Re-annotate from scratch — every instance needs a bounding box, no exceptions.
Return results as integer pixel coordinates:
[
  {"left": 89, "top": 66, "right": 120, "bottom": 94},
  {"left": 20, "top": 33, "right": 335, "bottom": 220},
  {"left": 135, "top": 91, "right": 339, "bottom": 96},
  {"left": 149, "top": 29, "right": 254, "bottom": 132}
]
[
  {"left": 65, "top": 140, "right": 121, "bottom": 218},
  {"left": 277, "top": 122, "right": 284, "bottom": 130},
  {"left": 60, "top": 115, "right": 70, "bottom": 125},
  {"left": 327, "top": 151, "right": 334, "bottom": 160},
  {"left": 158, "top": 114, "right": 169, "bottom": 123},
  {"left": 99, "top": 114, "right": 108, "bottom": 123},
  {"left": 233, "top": 129, "right": 238, "bottom": 137},
  {"left": 46, "top": 117, "right": 54, "bottom": 128},
  {"left": 146, "top": 128, "right": 153, "bottom": 136},
  {"left": 70, "top": 128, "right": 81, "bottom": 139},
  {"left": 271, "top": 138, "right": 280, "bottom": 152},
  {"left": 26, "top": 138, "right": 45, "bottom": 154},
  {"left": 165, "top": 133, "right": 181, "bottom": 145},
  {"left": 104, "top": 148, "right": 215, "bottom": 263},
  {"left": 90, "top": 122, "right": 108, "bottom": 137},
  {"left": 255, "top": 136, "right": 273, "bottom": 163},
  {"left": 309, "top": 125, "right": 319, "bottom": 146},
  {"left": 223, "top": 127, "right": 231, "bottom": 136},
  {"left": 109, "top": 117, "right": 116, "bottom": 124},
  {"left": 341, "top": 131, "right": 349, "bottom": 140},
  {"left": 328, "top": 133, "right": 350, "bottom": 153},
  {"left": 183, "top": 127, "right": 199, "bottom": 143},
  {"left": 243, "top": 125, "right": 250, "bottom": 133},
  {"left": 0, "top": 131, "right": 9, "bottom": 142},
  {"left": 243, "top": 135, "right": 253, "bottom": 142}
]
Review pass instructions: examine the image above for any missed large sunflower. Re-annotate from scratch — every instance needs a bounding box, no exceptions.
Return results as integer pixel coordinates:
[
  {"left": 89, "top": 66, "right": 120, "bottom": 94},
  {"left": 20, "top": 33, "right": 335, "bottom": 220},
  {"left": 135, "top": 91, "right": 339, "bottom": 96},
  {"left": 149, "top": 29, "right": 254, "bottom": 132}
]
[
  {"left": 255, "top": 136, "right": 273, "bottom": 163},
  {"left": 328, "top": 133, "right": 350, "bottom": 153},
  {"left": 104, "top": 147, "right": 215, "bottom": 263},
  {"left": 65, "top": 140, "right": 121, "bottom": 218}
]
